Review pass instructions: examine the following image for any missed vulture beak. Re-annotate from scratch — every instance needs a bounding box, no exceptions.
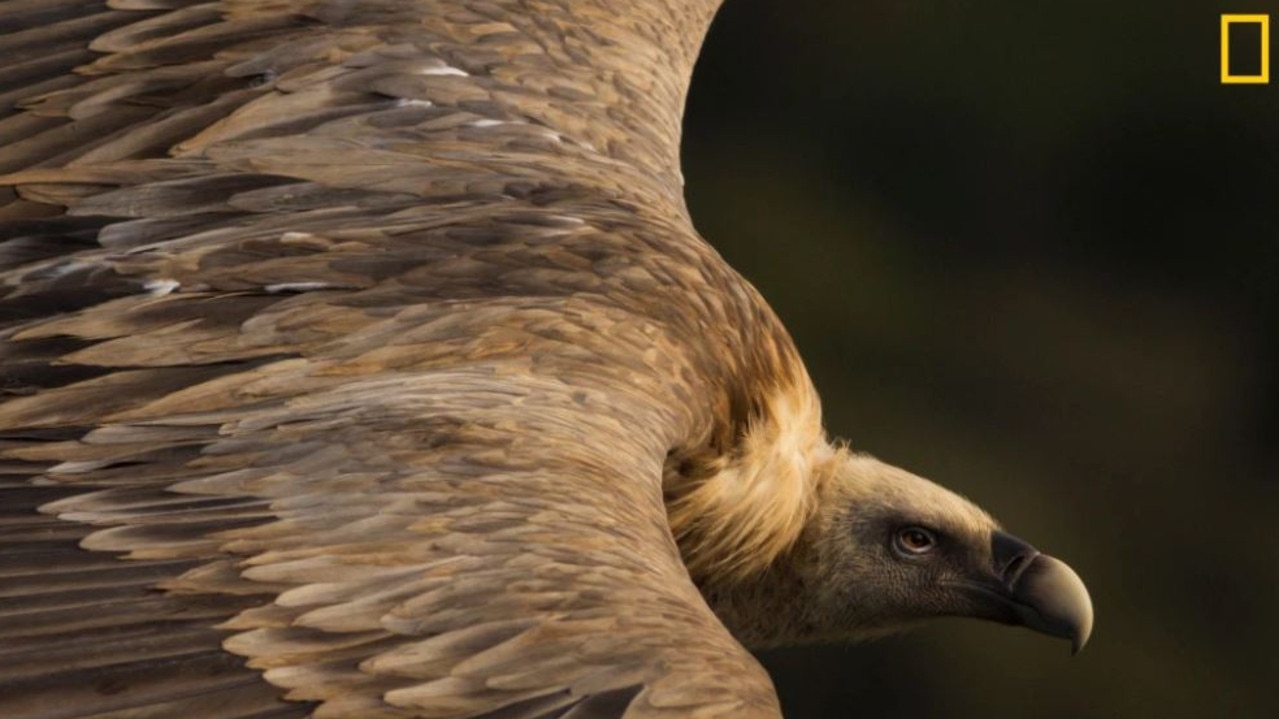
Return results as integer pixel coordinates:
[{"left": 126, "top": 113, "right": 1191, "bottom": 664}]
[{"left": 968, "top": 531, "right": 1094, "bottom": 654}]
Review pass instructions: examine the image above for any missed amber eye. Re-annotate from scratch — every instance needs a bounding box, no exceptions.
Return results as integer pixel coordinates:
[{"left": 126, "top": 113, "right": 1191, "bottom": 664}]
[{"left": 894, "top": 527, "right": 937, "bottom": 556}]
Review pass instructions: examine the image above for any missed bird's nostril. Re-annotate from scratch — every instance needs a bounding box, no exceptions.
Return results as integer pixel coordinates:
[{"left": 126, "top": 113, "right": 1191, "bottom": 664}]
[
  {"left": 1003, "top": 553, "right": 1028, "bottom": 579},
  {"left": 991, "top": 530, "right": 1041, "bottom": 583}
]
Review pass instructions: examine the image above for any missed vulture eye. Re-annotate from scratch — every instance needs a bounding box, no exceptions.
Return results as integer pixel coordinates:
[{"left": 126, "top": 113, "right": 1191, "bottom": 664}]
[{"left": 894, "top": 527, "right": 937, "bottom": 556}]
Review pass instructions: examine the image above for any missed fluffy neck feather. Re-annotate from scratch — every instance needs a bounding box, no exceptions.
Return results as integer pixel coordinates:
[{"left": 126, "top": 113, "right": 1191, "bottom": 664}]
[{"left": 666, "top": 375, "right": 838, "bottom": 582}]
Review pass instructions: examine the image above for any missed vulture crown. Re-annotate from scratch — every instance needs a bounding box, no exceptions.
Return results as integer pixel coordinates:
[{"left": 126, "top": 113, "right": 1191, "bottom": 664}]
[{"left": 0, "top": 0, "right": 1092, "bottom": 717}]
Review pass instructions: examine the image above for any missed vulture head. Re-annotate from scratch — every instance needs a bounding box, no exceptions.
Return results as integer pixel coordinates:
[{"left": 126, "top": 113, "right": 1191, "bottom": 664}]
[
  {"left": 799, "top": 454, "right": 1092, "bottom": 651},
  {"left": 674, "top": 393, "right": 1093, "bottom": 655}
]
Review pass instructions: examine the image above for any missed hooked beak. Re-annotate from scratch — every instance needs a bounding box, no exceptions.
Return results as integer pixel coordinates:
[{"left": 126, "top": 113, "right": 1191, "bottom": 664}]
[{"left": 963, "top": 531, "right": 1094, "bottom": 653}]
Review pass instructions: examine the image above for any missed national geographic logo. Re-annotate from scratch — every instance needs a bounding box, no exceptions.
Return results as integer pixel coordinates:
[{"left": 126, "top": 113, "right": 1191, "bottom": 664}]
[{"left": 1221, "top": 14, "right": 1270, "bottom": 84}]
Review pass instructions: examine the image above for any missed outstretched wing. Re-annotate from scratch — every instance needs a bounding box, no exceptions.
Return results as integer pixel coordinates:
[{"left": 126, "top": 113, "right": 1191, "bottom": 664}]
[{"left": 0, "top": 1, "right": 781, "bottom": 717}]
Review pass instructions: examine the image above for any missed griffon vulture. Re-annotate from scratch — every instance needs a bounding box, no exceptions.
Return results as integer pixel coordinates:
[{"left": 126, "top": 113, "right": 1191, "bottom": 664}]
[{"left": 0, "top": 0, "right": 1093, "bottom": 717}]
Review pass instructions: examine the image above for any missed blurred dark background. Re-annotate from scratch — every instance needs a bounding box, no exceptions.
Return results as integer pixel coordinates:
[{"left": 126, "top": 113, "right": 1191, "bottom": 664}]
[{"left": 682, "top": 0, "right": 1279, "bottom": 716}]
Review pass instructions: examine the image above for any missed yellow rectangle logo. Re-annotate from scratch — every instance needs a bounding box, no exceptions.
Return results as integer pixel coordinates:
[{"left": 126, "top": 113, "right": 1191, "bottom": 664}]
[{"left": 1221, "top": 14, "right": 1270, "bottom": 84}]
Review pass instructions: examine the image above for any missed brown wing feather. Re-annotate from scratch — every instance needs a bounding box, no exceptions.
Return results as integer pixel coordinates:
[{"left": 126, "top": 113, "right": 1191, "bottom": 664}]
[{"left": 0, "top": 0, "right": 790, "bottom": 717}]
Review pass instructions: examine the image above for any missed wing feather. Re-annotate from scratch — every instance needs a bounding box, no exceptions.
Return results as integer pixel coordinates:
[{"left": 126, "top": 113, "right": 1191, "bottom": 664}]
[{"left": 0, "top": 0, "right": 782, "bottom": 717}]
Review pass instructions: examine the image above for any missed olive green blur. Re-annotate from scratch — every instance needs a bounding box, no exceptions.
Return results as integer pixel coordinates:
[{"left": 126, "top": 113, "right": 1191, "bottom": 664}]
[{"left": 683, "top": 1, "right": 1278, "bottom": 717}]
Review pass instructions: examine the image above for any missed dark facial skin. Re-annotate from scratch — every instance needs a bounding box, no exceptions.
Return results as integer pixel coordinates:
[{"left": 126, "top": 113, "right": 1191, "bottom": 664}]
[{"left": 840, "top": 511, "right": 1093, "bottom": 653}]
